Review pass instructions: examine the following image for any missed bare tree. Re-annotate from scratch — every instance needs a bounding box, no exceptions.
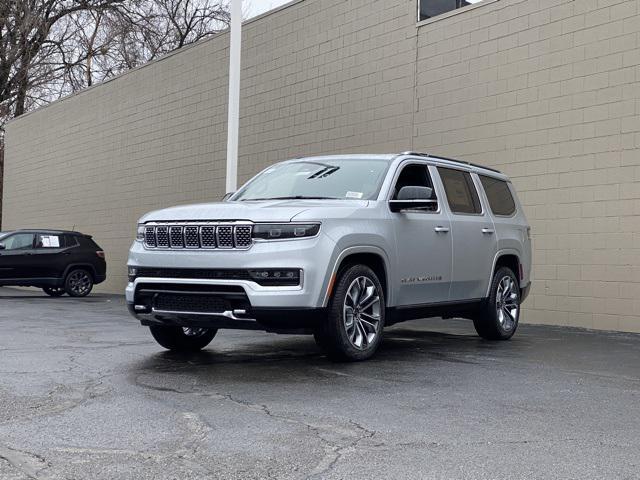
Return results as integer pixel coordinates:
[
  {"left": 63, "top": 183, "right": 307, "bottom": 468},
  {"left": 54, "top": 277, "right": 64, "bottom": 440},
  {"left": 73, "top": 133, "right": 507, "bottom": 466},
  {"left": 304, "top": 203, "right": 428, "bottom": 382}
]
[{"left": 0, "top": 0, "right": 230, "bottom": 227}]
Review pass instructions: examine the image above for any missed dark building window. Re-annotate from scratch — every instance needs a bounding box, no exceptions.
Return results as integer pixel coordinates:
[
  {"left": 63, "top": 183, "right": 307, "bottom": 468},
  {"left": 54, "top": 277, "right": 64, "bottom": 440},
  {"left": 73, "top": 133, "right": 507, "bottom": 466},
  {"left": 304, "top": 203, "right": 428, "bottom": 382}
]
[{"left": 419, "top": 0, "right": 483, "bottom": 21}]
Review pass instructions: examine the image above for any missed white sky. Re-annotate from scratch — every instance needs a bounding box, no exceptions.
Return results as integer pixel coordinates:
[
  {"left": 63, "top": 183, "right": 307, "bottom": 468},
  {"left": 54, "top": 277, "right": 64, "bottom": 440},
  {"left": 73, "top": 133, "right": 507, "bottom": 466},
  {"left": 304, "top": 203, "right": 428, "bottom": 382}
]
[{"left": 245, "top": 0, "right": 292, "bottom": 18}]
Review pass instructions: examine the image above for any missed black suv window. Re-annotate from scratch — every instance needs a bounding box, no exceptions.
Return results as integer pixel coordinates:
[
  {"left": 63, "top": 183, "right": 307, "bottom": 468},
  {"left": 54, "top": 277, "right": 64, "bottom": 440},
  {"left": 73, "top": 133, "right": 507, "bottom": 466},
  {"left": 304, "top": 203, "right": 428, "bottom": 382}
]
[
  {"left": 63, "top": 235, "right": 80, "bottom": 248},
  {"left": 438, "top": 167, "right": 482, "bottom": 214},
  {"left": 35, "top": 233, "right": 62, "bottom": 249},
  {"left": 480, "top": 175, "right": 516, "bottom": 216},
  {"left": 2, "top": 233, "right": 35, "bottom": 250}
]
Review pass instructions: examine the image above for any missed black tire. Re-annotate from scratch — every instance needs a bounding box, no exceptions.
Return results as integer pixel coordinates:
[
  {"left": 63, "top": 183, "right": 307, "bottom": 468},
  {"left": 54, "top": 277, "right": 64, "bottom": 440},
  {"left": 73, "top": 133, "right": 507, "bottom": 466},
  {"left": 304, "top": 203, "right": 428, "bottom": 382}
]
[
  {"left": 64, "top": 269, "right": 94, "bottom": 297},
  {"left": 43, "top": 287, "right": 65, "bottom": 297},
  {"left": 473, "top": 267, "right": 521, "bottom": 340},
  {"left": 316, "top": 264, "right": 385, "bottom": 362},
  {"left": 149, "top": 326, "right": 217, "bottom": 352}
]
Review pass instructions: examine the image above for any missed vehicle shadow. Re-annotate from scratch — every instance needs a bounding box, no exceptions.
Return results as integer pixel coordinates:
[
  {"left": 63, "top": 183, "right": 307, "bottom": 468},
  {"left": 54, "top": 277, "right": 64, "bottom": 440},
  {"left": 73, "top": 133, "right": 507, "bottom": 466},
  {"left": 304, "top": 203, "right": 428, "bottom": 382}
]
[{"left": 128, "top": 322, "right": 529, "bottom": 390}]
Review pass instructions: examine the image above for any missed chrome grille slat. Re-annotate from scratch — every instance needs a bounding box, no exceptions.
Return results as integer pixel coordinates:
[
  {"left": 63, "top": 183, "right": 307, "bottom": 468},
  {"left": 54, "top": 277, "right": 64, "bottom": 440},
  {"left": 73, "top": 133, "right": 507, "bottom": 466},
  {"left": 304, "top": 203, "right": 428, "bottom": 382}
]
[
  {"left": 217, "top": 226, "right": 234, "bottom": 249},
  {"left": 156, "top": 227, "right": 169, "bottom": 248},
  {"left": 144, "top": 223, "right": 253, "bottom": 250},
  {"left": 184, "top": 226, "right": 200, "bottom": 248},
  {"left": 169, "top": 226, "right": 184, "bottom": 248},
  {"left": 144, "top": 227, "right": 157, "bottom": 248},
  {"left": 200, "top": 226, "right": 216, "bottom": 248}
]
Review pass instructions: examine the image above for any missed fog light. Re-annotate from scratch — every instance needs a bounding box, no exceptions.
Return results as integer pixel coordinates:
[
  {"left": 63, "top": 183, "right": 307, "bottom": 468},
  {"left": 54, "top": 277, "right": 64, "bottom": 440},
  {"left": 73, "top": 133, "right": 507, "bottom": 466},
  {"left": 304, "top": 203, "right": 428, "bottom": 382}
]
[
  {"left": 128, "top": 266, "right": 138, "bottom": 282},
  {"left": 248, "top": 269, "right": 301, "bottom": 286}
]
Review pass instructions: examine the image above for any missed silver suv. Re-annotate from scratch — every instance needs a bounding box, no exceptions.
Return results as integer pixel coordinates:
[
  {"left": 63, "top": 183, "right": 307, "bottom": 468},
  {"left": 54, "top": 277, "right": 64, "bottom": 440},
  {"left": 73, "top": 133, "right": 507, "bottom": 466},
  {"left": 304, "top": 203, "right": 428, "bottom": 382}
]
[{"left": 126, "top": 152, "right": 531, "bottom": 361}]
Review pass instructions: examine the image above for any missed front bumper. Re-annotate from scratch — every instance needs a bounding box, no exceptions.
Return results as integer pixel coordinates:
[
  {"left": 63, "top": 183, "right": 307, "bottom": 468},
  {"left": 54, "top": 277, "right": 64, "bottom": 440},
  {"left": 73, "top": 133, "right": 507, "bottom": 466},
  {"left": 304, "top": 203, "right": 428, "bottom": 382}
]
[{"left": 125, "top": 233, "right": 337, "bottom": 331}]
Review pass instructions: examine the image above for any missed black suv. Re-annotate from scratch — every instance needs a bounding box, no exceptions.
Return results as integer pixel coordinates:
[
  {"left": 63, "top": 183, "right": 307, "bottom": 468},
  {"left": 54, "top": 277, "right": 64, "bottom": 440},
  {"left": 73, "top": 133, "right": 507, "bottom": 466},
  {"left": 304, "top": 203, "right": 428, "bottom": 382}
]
[{"left": 0, "top": 230, "right": 106, "bottom": 297}]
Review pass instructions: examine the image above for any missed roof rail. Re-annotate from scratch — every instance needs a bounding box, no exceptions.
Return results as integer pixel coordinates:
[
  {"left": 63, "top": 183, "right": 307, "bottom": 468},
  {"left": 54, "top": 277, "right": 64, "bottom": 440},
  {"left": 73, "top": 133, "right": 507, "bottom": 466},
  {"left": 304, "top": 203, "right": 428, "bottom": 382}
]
[{"left": 399, "top": 151, "right": 502, "bottom": 174}]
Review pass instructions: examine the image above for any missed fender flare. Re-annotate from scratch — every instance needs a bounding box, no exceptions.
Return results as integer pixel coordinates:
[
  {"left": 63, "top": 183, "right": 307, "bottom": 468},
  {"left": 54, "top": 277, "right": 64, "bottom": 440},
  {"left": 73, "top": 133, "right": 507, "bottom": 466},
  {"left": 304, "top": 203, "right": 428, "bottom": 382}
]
[
  {"left": 321, "top": 245, "right": 392, "bottom": 307},
  {"left": 485, "top": 249, "right": 522, "bottom": 298},
  {"left": 62, "top": 263, "right": 98, "bottom": 281}
]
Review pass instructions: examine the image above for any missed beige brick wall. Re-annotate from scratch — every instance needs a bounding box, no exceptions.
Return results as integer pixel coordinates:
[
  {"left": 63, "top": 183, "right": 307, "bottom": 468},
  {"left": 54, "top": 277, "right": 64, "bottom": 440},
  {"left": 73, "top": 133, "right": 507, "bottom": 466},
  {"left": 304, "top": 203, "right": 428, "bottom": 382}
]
[
  {"left": 411, "top": 0, "right": 640, "bottom": 333},
  {"left": 3, "top": 0, "right": 639, "bottom": 332}
]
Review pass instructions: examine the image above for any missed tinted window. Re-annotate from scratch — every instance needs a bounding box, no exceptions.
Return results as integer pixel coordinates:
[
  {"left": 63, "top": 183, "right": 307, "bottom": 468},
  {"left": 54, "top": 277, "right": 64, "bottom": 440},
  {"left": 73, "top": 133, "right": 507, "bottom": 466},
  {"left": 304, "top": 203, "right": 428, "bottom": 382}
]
[
  {"left": 2, "top": 233, "right": 34, "bottom": 250},
  {"left": 35, "top": 234, "right": 62, "bottom": 248},
  {"left": 393, "top": 164, "right": 438, "bottom": 211},
  {"left": 67, "top": 235, "right": 81, "bottom": 247},
  {"left": 480, "top": 176, "right": 516, "bottom": 216},
  {"left": 419, "top": 0, "right": 480, "bottom": 21},
  {"left": 438, "top": 168, "right": 482, "bottom": 214}
]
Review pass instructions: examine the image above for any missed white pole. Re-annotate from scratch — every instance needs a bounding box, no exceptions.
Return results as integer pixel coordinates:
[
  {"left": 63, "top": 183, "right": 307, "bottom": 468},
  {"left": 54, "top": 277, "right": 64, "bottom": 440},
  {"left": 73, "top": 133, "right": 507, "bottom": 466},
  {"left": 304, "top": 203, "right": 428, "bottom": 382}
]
[{"left": 225, "top": 0, "right": 242, "bottom": 193}]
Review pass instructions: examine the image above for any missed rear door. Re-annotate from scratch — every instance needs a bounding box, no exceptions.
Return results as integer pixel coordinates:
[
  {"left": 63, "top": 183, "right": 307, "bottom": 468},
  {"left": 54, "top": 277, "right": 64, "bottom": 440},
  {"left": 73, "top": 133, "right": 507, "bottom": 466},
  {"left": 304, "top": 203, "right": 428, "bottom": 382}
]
[
  {"left": 436, "top": 167, "right": 498, "bottom": 301},
  {"left": 0, "top": 233, "right": 36, "bottom": 280},
  {"left": 32, "top": 233, "right": 68, "bottom": 279}
]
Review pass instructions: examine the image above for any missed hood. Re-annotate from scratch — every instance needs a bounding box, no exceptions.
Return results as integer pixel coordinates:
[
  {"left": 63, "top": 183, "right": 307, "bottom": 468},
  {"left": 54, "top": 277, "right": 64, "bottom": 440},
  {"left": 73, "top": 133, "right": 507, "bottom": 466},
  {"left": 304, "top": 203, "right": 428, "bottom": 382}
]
[{"left": 139, "top": 200, "right": 370, "bottom": 223}]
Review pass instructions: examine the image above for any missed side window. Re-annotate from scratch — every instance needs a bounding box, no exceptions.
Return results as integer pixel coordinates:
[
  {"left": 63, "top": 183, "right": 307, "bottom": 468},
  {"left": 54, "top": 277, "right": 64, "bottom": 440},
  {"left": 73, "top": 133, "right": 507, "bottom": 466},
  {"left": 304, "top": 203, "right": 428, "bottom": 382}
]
[
  {"left": 438, "top": 167, "right": 482, "bottom": 214},
  {"left": 64, "top": 235, "right": 80, "bottom": 248},
  {"left": 392, "top": 164, "right": 438, "bottom": 211},
  {"left": 2, "top": 233, "right": 34, "bottom": 250},
  {"left": 35, "top": 234, "right": 62, "bottom": 249},
  {"left": 479, "top": 175, "right": 516, "bottom": 216}
]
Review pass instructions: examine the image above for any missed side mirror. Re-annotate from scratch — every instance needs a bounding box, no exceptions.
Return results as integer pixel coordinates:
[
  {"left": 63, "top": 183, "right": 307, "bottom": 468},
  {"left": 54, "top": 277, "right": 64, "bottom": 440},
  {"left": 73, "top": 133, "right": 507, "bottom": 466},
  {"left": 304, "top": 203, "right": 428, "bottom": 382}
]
[
  {"left": 389, "top": 186, "right": 437, "bottom": 212},
  {"left": 222, "top": 192, "right": 235, "bottom": 201},
  {"left": 0, "top": 244, "right": 5, "bottom": 250}
]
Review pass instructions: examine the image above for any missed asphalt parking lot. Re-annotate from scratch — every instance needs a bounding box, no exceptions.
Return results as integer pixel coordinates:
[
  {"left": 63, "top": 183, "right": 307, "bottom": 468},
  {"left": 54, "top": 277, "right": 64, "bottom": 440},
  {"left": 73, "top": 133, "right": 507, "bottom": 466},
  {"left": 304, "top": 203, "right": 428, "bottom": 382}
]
[{"left": 0, "top": 287, "right": 639, "bottom": 480}]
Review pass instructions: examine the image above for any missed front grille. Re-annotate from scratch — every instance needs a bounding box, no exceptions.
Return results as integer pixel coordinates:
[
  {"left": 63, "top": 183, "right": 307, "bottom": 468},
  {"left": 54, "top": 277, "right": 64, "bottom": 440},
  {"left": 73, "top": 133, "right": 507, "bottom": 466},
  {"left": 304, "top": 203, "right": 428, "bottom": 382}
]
[
  {"left": 143, "top": 223, "right": 253, "bottom": 250},
  {"left": 154, "top": 294, "right": 231, "bottom": 313}
]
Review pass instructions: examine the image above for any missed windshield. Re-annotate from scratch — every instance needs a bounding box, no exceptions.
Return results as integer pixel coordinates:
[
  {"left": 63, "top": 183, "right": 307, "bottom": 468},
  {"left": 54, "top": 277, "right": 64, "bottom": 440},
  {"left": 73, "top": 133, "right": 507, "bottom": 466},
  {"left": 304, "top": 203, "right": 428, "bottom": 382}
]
[{"left": 233, "top": 159, "right": 390, "bottom": 201}]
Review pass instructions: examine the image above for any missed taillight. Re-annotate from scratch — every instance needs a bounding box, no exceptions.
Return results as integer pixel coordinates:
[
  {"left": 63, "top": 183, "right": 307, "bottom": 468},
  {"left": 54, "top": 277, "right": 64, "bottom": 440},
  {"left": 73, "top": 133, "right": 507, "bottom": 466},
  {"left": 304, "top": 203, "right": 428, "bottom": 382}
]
[{"left": 96, "top": 251, "right": 105, "bottom": 259}]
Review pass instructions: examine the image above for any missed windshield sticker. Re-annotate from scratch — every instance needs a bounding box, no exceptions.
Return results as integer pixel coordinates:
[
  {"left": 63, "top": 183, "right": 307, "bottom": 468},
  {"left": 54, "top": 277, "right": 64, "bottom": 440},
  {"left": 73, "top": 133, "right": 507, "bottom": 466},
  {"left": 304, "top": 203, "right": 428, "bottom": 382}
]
[{"left": 346, "top": 191, "right": 363, "bottom": 199}]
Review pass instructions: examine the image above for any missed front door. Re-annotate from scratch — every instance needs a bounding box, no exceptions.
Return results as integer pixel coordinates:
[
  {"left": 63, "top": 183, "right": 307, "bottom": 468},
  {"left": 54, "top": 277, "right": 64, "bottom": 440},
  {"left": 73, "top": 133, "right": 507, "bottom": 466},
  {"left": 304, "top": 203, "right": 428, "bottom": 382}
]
[
  {"left": 436, "top": 167, "right": 497, "bottom": 301},
  {"left": 0, "top": 233, "right": 36, "bottom": 280},
  {"left": 391, "top": 163, "right": 452, "bottom": 306}
]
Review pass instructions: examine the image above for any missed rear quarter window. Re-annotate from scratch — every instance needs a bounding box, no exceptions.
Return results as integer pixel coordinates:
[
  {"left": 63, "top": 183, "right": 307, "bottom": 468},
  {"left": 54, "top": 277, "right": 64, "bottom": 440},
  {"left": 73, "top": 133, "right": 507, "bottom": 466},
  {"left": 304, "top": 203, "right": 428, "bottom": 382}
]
[{"left": 480, "top": 175, "right": 516, "bottom": 216}]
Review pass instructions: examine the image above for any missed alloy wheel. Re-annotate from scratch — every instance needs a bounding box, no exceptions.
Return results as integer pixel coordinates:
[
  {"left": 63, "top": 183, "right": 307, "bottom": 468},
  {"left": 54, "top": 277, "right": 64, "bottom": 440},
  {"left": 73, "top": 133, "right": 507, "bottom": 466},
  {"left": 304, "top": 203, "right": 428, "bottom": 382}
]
[
  {"left": 68, "top": 271, "right": 92, "bottom": 296},
  {"left": 496, "top": 275, "right": 519, "bottom": 331},
  {"left": 343, "top": 276, "right": 381, "bottom": 350}
]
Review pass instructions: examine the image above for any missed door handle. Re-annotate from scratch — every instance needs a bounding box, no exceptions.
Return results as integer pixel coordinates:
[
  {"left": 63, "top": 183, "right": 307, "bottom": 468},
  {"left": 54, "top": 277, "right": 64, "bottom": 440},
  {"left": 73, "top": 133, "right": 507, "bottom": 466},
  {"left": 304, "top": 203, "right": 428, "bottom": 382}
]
[
  {"left": 434, "top": 226, "right": 450, "bottom": 233},
  {"left": 482, "top": 228, "right": 495, "bottom": 234}
]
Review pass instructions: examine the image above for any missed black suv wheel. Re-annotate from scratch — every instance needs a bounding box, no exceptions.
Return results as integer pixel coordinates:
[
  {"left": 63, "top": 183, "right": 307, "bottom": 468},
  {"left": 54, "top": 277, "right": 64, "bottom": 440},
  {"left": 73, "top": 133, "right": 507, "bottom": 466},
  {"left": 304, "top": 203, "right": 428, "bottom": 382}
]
[
  {"left": 315, "top": 264, "right": 385, "bottom": 361},
  {"left": 65, "top": 269, "right": 94, "bottom": 297},
  {"left": 43, "top": 287, "right": 65, "bottom": 297}
]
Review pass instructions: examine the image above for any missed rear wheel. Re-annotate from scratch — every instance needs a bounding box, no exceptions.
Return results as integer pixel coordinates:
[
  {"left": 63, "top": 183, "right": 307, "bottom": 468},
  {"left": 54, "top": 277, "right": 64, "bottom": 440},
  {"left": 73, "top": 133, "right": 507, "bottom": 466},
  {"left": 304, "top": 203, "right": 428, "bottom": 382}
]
[
  {"left": 43, "top": 287, "right": 65, "bottom": 297},
  {"left": 65, "top": 269, "right": 94, "bottom": 297},
  {"left": 149, "top": 326, "right": 217, "bottom": 352},
  {"left": 473, "top": 267, "right": 521, "bottom": 340},
  {"left": 316, "top": 264, "right": 385, "bottom": 361}
]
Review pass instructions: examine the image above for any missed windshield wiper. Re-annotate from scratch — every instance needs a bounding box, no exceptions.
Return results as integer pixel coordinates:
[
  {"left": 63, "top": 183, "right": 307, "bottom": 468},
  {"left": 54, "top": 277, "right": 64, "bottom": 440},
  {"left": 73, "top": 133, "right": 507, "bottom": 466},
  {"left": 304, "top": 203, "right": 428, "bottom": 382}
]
[{"left": 244, "top": 196, "right": 342, "bottom": 201}]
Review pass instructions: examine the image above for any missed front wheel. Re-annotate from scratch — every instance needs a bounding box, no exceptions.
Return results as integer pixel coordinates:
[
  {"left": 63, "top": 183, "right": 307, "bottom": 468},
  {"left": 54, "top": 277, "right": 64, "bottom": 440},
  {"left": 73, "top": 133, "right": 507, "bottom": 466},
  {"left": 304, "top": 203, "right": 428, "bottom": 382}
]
[
  {"left": 43, "top": 287, "right": 65, "bottom": 297},
  {"left": 316, "top": 264, "right": 385, "bottom": 361},
  {"left": 473, "top": 267, "right": 521, "bottom": 340},
  {"left": 149, "top": 326, "right": 217, "bottom": 352}
]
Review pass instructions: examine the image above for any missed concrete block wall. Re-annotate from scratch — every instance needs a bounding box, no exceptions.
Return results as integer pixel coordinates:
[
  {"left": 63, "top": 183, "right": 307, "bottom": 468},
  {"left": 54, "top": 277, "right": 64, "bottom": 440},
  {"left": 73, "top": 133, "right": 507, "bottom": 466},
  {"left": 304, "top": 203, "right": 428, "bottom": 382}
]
[
  {"left": 411, "top": 0, "right": 640, "bottom": 332},
  {"left": 3, "top": 0, "right": 640, "bottom": 332}
]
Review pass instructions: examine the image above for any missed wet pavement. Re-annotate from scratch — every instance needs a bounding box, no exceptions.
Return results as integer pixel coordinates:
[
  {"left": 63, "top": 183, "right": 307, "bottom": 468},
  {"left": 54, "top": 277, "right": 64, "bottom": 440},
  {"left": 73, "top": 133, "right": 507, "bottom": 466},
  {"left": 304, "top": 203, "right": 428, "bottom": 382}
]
[{"left": 0, "top": 287, "right": 639, "bottom": 479}]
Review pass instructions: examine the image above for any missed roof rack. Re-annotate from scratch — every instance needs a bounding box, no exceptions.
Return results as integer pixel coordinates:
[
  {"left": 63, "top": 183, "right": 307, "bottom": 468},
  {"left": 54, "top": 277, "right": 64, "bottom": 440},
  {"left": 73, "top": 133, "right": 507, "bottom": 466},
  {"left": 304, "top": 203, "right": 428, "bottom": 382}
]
[{"left": 399, "top": 152, "right": 502, "bottom": 174}]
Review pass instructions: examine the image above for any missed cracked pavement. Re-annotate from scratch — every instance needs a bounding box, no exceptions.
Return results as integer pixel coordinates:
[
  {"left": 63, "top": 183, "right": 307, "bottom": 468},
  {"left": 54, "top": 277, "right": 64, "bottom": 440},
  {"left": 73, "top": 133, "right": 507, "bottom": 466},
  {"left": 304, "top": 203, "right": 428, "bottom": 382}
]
[{"left": 0, "top": 287, "right": 639, "bottom": 479}]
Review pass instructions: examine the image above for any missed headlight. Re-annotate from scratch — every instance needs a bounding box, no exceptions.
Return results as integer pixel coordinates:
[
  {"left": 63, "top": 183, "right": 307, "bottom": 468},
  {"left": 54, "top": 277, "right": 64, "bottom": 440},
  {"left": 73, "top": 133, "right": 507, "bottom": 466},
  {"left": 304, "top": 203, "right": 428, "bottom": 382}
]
[
  {"left": 136, "top": 225, "right": 145, "bottom": 242},
  {"left": 252, "top": 223, "right": 320, "bottom": 240}
]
